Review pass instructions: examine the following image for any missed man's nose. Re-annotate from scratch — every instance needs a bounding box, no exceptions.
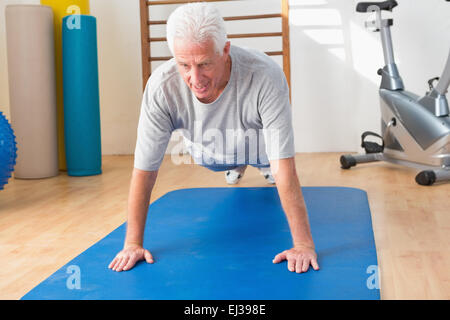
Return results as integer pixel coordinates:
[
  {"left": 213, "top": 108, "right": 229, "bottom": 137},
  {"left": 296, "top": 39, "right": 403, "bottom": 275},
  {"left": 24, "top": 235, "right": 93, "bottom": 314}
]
[{"left": 189, "top": 66, "right": 202, "bottom": 85}]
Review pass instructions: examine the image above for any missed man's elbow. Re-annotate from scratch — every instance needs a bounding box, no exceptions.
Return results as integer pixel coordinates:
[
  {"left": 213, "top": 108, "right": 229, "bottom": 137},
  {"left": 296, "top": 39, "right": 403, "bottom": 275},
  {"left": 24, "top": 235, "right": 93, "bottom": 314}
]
[{"left": 270, "top": 157, "right": 298, "bottom": 182}]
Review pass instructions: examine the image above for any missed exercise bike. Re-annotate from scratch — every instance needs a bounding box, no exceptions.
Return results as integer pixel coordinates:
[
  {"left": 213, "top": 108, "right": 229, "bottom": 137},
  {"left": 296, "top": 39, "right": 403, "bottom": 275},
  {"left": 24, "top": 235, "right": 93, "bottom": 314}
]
[{"left": 340, "top": 0, "right": 450, "bottom": 186}]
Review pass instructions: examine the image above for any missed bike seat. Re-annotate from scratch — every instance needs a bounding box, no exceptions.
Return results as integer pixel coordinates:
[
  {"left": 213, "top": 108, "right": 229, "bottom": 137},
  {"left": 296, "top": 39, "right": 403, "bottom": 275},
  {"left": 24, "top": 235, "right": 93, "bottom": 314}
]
[{"left": 356, "top": 0, "right": 398, "bottom": 13}]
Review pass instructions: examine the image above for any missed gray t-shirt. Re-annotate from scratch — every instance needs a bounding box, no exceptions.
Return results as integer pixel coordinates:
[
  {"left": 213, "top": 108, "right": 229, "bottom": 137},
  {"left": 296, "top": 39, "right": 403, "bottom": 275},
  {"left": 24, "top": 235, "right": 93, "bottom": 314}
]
[{"left": 134, "top": 45, "right": 295, "bottom": 171}]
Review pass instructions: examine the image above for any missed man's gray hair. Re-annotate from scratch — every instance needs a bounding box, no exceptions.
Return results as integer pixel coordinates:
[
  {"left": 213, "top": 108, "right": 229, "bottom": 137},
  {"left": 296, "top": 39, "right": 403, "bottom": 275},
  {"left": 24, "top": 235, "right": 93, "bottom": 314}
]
[{"left": 166, "top": 2, "right": 228, "bottom": 56}]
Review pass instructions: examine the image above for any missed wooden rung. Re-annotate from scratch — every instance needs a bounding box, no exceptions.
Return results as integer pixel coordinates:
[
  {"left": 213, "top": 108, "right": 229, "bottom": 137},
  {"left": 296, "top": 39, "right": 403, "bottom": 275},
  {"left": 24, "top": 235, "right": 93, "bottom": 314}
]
[
  {"left": 149, "top": 56, "right": 172, "bottom": 61},
  {"left": 147, "top": 0, "right": 233, "bottom": 6},
  {"left": 224, "top": 13, "right": 281, "bottom": 21},
  {"left": 265, "top": 51, "right": 283, "bottom": 56},
  {"left": 228, "top": 32, "right": 282, "bottom": 39},
  {"left": 148, "top": 20, "right": 167, "bottom": 25},
  {"left": 149, "top": 50, "right": 284, "bottom": 61},
  {"left": 149, "top": 37, "right": 167, "bottom": 42},
  {"left": 148, "top": 13, "right": 282, "bottom": 25},
  {"left": 149, "top": 32, "right": 282, "bottom": 42}
]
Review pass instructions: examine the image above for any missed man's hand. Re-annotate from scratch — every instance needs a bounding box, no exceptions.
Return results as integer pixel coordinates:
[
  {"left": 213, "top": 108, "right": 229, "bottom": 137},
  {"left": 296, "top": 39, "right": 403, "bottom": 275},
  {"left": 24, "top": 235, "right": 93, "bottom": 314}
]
[
  {"left": 273, "top": 246, "right": 319, "bottom": 273},
  {"left": 108, "top": 244, "right": 154, "bottom": 272}
]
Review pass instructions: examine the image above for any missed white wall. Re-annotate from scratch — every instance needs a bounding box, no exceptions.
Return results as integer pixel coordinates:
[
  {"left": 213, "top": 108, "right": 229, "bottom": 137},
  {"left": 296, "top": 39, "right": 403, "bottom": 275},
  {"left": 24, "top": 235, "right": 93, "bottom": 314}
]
[
  {"left": 1, "top": 0, "right": 449, "bottom": 155},
  {"left": 290, "top": 0, "right": 450, "bottom": 152}
]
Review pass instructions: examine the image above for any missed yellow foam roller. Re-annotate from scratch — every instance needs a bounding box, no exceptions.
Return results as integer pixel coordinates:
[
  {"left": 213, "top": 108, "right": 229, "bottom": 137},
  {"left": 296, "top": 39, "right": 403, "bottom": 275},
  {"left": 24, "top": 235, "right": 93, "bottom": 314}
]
[{"left": 40, "top": 0, "right": 90, "bottom": 171}]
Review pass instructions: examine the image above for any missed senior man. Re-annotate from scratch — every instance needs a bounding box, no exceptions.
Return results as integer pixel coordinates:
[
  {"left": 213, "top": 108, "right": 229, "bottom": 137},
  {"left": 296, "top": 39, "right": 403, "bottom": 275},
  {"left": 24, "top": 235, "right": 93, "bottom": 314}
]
[{"left": 109, "top": 2, "right": 319, "bottom": 274}]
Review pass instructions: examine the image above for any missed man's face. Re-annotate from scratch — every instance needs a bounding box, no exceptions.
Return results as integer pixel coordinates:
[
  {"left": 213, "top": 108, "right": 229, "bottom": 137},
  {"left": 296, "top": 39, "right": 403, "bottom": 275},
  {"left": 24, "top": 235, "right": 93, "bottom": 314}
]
[{"left": 173, "top": 38, "right": 231, "bottom": 104}]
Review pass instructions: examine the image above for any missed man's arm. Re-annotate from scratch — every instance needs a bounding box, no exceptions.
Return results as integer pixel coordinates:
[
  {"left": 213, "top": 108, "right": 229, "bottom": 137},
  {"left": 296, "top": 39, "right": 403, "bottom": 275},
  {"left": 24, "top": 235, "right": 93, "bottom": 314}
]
[
  {"left": 108, "top": 168, "right": 158, "bottom": 272},
  {"left": 270, "top": 157, "right": 319, "bottom": 273}
]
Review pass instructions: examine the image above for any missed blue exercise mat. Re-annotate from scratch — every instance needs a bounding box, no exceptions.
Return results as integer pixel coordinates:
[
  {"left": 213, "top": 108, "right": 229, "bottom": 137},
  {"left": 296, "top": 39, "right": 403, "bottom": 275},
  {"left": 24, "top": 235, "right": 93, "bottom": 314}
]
[{"left": 21, "top": 187, "right": 380, "bottom": 300}]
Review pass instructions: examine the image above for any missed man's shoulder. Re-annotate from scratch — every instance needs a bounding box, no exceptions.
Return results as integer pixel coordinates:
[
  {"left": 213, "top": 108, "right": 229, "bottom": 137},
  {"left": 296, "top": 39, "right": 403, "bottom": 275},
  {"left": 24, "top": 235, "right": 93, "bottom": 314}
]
[
  {"left": 231, "top": 45, "right": 281, "bottom": 72},
  {"left": 231, "top": 45, "right": 287, "bottom": 92},
  {"left": 145, "top": 58, "right": 183, "bottom": 94}
]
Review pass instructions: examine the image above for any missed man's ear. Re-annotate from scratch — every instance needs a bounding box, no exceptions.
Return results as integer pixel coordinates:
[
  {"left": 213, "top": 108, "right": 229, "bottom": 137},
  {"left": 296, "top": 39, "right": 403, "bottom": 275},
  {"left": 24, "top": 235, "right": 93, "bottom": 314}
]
[{"left": 223, "top": 41, "right": 231, "bottom": 56}]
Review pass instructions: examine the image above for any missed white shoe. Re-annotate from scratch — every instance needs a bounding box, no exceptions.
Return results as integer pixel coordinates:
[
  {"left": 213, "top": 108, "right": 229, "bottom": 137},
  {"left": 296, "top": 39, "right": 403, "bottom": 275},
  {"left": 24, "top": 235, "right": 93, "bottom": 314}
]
[
  {"left": 225, "top": 165, "right": 247, "bottom": 185},
  {"left": 258, "top": 167, "right": 275, "bottom": 184}
]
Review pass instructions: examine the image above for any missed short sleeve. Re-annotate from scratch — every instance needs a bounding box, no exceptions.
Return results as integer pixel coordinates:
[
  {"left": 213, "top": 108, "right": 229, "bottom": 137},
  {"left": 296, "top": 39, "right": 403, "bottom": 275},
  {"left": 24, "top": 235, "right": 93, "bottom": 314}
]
[
  {"left": 134, "top": 82, "right": 175, "bottom": 171},
  {"left": 258, "top": 71, "right": 296, "bottom": 161}
]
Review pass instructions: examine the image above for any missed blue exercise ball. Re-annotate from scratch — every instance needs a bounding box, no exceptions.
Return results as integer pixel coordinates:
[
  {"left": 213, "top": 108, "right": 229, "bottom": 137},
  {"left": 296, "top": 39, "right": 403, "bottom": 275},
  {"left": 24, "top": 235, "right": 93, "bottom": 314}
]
[{"left": 0, "top": 111, "right": 17, "bottom": 190}]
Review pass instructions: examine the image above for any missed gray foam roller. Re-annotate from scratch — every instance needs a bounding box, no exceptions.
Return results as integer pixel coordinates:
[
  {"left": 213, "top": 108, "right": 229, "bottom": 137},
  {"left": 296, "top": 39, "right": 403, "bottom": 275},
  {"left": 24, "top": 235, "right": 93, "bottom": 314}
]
[{"left": 5, "top": 5, "right": 59, "bottom": 179}]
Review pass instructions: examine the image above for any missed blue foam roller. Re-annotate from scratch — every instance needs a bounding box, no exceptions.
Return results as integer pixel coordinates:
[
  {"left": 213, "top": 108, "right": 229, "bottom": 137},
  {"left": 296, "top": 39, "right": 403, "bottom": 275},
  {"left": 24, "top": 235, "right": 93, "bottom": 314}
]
[
  {"left": 62, "top": 15, "right": 101, "bottom": 176},
  {"left": 22, "top": 187, "right": 380, "bottom": 300}
]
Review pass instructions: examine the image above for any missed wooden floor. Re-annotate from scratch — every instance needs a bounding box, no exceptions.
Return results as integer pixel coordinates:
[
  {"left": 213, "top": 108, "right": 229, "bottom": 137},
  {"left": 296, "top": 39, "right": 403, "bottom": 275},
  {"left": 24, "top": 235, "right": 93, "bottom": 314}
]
[{"left": 0, "top": 153, "right": 449, "bottom": 300}]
